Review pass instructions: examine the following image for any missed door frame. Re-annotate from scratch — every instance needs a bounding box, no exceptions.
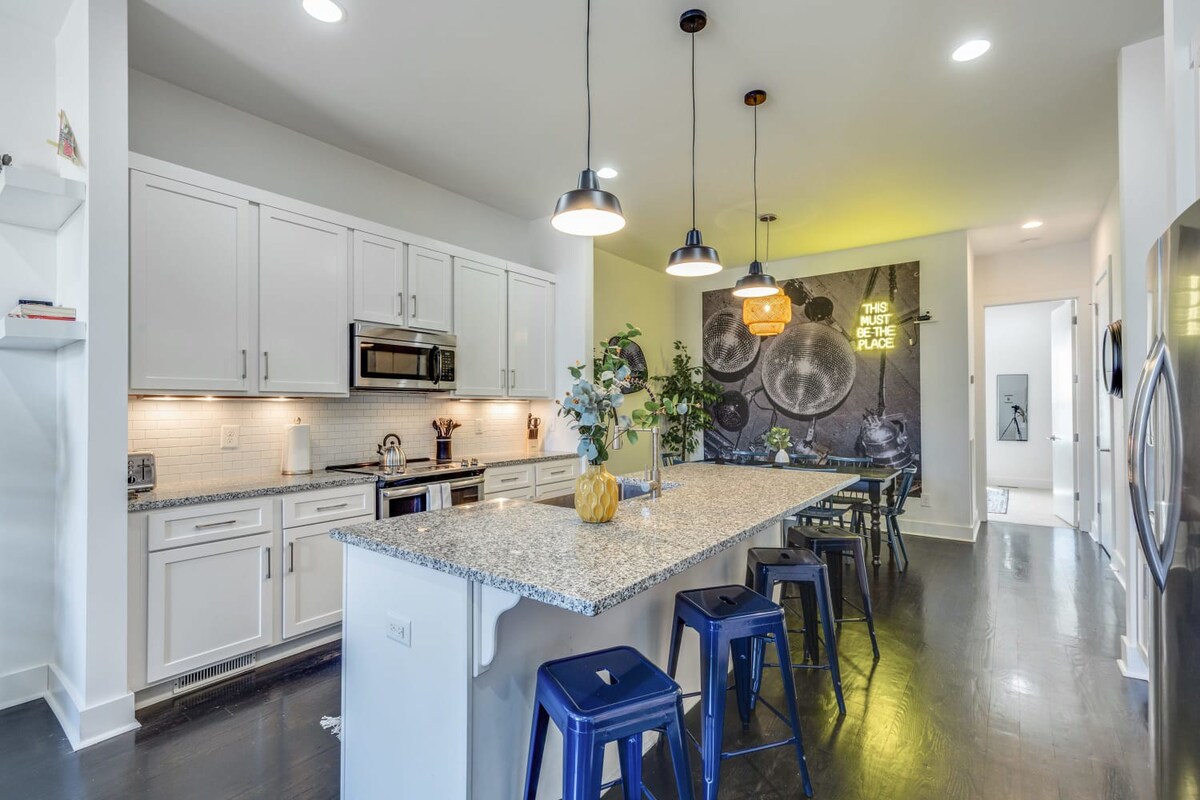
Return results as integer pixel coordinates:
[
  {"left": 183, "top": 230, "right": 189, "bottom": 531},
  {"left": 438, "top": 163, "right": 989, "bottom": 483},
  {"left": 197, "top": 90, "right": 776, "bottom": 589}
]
[
  {"left": 1092, "top": 262, "right": 1118, "bottom": 562},
  {"left": 979, "top": 295, "right": 1083, "bottom": 529}
]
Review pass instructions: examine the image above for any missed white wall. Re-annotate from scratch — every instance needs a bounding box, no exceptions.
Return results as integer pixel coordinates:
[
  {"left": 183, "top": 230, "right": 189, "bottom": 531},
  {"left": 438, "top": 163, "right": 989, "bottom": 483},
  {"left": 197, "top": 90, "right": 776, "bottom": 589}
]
[
  {"left": 984, "top": 302, "right": 1061, "bottom": 489},
  {"left": 972, "top": 240, "right": 1096, "bottom": 532},
  {"left": 128, "top": 70, "right": 532, "bottom": 266},
  {"left": 674, "top": 230, "right": 976, "bottom": 541},
  {"left": 0, "top": 11, "right": 60, "bottom": 711}
]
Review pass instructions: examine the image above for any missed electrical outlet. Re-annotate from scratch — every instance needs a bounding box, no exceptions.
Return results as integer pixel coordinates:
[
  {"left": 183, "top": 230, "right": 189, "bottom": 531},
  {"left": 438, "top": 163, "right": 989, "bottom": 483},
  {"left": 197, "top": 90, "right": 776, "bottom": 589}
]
[
  {"left": 474, "top": 419, "right": 483, "bottom": 435},
  {"left": 920, "top": 491, "right": 932, "bottom": 508},
  {"left": 220, "top": 425, "right": 240, "bottom": 450},
  {"left": 386, "top": 613, "right": 412, "bottom": 647}
]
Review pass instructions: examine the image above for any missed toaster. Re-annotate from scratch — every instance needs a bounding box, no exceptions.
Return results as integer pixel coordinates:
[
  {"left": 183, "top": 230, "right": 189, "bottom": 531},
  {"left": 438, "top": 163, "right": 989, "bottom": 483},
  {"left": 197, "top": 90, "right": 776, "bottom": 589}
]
[{"left": 127, "top": 452, "right": 156, "bottom": 492}]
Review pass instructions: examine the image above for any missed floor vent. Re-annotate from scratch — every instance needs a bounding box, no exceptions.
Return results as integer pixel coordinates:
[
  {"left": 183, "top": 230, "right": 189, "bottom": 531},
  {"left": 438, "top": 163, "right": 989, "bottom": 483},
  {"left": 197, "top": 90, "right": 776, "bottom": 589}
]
[{"left": 173, "top": 653, "right": 257, "bottom": 694}]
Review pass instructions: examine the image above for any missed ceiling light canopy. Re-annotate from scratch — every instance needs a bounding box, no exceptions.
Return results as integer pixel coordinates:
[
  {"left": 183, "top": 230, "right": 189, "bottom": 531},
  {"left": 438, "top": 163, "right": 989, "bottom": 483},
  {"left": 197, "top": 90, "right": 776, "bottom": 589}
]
[
  {"left": 551, "top": 0, "right": 625, "bottom": 237},
  {"left": 952, "top": 39, "right": 991, "bottom": 62},
  {"left": 733, "top": 90, "right": 780, "bottom": 298},
  {"left": 1021, "top": 220, "right": 1044, "bottom": 229},
  {"left": 667, "top": 9, "right": 721, "bottom": 277},
  {"left": 302, "top": 0, "right": 345, "bottom": 23}
]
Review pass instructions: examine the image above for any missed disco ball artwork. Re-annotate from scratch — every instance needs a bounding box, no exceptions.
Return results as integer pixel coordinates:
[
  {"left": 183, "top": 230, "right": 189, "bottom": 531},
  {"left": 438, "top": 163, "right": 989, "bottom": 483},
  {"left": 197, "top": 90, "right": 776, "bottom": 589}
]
[
  {"left": 608, "top": 336, "right": 648, "bottom": 394},
  {"left": 702, "top": 309, "right": 760, "bottom": 374},
  {"left": 712, "top": 390, "right": 751, "bottom": 432},
  {"left": 761, "top": 322, "right": 857, "bottom": 417}
]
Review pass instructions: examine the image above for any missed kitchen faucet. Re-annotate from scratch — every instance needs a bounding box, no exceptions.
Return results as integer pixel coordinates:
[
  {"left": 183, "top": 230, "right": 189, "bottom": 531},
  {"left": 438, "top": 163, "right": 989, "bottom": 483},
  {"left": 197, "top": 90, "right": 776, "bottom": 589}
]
[{"left": 613, "top": 425, "right": 663, "bottom": 499}]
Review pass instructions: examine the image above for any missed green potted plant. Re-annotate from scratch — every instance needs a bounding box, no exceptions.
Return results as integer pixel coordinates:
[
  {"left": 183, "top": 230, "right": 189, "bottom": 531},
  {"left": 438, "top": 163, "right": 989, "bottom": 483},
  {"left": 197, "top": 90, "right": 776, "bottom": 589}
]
[
  {"left": 557, "top": 324, "right": 662, "bottom": 522},
  {"left": 765, "top": 426, "right": 792, "bottom": 464},
  {"left": 652, "top": 341, "right": 722, "bottom": 462}
]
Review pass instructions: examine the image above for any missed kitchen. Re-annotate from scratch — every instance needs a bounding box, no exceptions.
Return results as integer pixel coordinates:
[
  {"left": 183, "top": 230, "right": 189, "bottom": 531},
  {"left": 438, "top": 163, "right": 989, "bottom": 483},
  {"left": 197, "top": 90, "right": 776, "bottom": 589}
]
[{"left": 0, "top": 0, "right": 1186, "bottom": 798}]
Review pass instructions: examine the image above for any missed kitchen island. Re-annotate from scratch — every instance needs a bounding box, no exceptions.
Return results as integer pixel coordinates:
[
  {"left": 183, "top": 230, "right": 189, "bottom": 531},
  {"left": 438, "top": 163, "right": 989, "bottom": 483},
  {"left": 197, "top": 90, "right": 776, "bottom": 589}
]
[{"left": 331, "top": 462, "right": 855, "bottom": 799}]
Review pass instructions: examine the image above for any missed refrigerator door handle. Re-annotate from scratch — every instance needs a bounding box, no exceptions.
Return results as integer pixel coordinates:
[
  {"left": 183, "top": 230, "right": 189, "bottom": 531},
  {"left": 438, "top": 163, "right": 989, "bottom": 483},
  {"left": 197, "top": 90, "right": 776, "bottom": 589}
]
[{"left": 1129, "top": 333, "right": 1182, "bottom": 592}]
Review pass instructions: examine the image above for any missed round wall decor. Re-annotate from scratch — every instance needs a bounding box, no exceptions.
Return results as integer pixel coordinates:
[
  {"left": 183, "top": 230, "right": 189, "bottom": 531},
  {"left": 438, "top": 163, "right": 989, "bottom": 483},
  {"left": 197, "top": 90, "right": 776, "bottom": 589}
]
[{"left": 1102, "top": 320, "right": 1123, "bottom": 398}]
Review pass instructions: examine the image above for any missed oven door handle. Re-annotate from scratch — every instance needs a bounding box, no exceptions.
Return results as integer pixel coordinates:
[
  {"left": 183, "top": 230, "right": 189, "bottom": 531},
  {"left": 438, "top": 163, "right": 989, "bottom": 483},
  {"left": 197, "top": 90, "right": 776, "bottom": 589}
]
[
  {"left": 446, "top": 476, "right": 485, "bottom": 491},
  {"left": 380, "top": 485, "right": 434, "bottom": 501}
]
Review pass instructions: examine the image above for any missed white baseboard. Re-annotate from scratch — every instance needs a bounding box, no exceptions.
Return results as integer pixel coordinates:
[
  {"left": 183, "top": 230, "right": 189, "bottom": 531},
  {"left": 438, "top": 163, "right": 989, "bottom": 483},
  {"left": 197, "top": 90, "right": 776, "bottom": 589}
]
[
  {"left": 0, "top": 664, "right": 48, "bottom": 711},
  {"left": 46, "top": 663, "right": 139, "bottom": 751},
  {"left": 902, "top": 518, "right": 979, "bottom": 542},
  {"left": 987, "top": 476, "right": 1052, "bottom": 490},
  {"left": 1111, "top": 550, "right": 1127, "bottom": 589},
  {"left": 1118, "top": 635, "right": 1149, "bottom": 682}
]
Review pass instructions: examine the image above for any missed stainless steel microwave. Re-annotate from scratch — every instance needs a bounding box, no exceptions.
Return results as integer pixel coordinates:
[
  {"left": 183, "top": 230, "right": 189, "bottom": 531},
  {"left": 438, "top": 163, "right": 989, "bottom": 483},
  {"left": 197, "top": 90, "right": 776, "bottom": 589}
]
[{"left": 350, "top": 324, "right": 457, "bottom": 391}]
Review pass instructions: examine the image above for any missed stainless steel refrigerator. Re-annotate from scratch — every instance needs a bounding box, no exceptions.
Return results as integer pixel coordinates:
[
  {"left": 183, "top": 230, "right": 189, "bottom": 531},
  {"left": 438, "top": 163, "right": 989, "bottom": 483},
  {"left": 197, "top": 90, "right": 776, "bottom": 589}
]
[{"left": 1129, "top": 199, "right": 1200, "bottom": 799}]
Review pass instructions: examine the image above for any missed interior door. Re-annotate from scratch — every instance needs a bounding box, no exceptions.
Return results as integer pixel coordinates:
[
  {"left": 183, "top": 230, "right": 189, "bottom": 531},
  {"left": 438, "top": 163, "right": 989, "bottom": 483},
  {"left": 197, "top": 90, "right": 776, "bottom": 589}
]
[
  {"left": 1050, "top": 300, "right": 1078, "bottom": 525},
  {"left": 1094, "top": 266, "right": 1115, "bottom": 555}
]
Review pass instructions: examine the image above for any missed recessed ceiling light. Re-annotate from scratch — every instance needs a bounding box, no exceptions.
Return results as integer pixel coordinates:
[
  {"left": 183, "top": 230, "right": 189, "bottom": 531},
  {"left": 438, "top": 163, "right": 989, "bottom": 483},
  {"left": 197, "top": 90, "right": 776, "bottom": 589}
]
[
  {"left": 302, "top": 0, "right": 345, "bottom": 23},
  {"left": 596, "top": 167, "right": 618, "bottom": 180},
  {"left": 1021, "top": 220, "right": 1044, "bottom": 230},
  {"left": 951, "top": 39, "right": 991, "bottom": 62}
]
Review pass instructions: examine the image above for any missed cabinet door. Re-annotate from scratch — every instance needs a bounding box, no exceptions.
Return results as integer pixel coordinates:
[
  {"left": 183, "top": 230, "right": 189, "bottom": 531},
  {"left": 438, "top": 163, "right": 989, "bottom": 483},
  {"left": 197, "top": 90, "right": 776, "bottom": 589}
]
[
  {"left": 130, "top": 172, "right": 253, "bottom": 393},
  {"left": 146, "top": 532, "right": 275, "bottom": 684},
  {"left": 406, "top": 245, "right": 453, "bottom": 332},
  {"left": 453, "top": 259, "right": 507, "bottom": 397},
  {"left": 259, "top": 207, "right": 349, "bottom": 395},
  {"left": 283, "top": 515, "right": 369, "bottom": 639},
  {"left": 506, "top": 272, "right": 555, "bottom": 398},
  {"left": 352, "top": 231, "right": 405, "bottom": 326}
]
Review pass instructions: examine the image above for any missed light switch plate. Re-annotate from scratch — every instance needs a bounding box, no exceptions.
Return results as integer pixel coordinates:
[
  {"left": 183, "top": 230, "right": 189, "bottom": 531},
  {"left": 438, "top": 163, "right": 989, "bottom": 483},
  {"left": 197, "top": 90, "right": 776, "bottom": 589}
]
[{"left": 386, "top": 613, "right": 412, "bottom": 647}]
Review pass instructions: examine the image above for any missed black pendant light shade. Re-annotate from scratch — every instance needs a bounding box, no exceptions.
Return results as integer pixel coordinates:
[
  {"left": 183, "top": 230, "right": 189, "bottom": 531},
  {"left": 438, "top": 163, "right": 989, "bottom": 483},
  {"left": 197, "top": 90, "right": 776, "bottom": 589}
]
[
  {"left": 732, "top": 89, "right": 781, "bottom": 297},
  {"left": 733, "top": 260, "right": 779, "bottom": 297},
  {"left": 553, "top": 168, "right": 625, "bottom": 236},
  {"left": 667, "top": 9, "right": 721, "bottom": 277},
  {"left": 551, "top": 0, "right": 625, "bottom": 237}
]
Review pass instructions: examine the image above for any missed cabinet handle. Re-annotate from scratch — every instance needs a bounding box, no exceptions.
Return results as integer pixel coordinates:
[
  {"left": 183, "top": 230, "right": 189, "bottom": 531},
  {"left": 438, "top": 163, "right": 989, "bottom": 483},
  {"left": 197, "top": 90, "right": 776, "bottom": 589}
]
[
  {"left": 411, "top": 294, "right": 417, "bottom": 319},
  {"left": 287, "top": 542, "right": 295, "bottom": 574},
  {"left": 398, "top": 293, "right": 405, "bottom": 318},
  {"left": 500, "top": 476, "right": 520, "bottom": 483},
  {"left": 263, "top": 351, "right": 270, "bottom": 381},
  {"left": 195, "top": 519, "right": 237, "bottom": 530},
  {"left": 316, "top": 503, "right": 349, "bottom": 512},
  {"left": 241, "top": 349, "right": 247, "bottom": 380},
  {"left": 265, "top": 546, "right": 272, "bottom": 580},
  {"left": 510, "top": 369, "right": 516, "bottom": 389}
]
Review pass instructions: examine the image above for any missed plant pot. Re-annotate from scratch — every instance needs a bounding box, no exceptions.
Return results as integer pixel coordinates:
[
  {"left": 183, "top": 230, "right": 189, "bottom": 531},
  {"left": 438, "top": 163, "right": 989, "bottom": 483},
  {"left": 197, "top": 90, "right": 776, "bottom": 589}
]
[
  {"left": 774, "top": 449, "right": 791, "bottom": 464},
  {"left": 575, "top": 463, "right": 619, "bottom": 523}
]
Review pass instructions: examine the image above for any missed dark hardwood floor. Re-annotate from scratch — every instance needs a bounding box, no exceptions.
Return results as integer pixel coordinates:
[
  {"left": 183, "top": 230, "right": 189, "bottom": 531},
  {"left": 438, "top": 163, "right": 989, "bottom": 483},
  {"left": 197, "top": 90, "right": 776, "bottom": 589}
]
[{"left": 0, "top": 521, "right": 1148, "bottom": 799}]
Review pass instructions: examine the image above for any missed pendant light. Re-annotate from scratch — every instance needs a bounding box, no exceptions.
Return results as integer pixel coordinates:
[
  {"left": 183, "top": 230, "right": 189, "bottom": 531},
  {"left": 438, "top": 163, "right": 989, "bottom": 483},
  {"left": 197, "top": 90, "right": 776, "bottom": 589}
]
[
  {"left": 551, "top": 0, "right": 625, "bottom": 236},
  {"left": 666, "top": 9, "right": 722, "bottom": 277},
  {"left": 733, "top": 90, "right": 780, "bottom": 298},
  {"left": 743, "top": 213, "right": 792, "bottom": 336}
]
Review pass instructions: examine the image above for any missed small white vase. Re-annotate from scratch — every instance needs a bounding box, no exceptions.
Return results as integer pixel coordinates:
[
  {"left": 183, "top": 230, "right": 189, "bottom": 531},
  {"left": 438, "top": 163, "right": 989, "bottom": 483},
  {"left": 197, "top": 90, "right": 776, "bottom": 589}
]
[{"left": 774, "top": 449, "right": 790, "bottom": 464}]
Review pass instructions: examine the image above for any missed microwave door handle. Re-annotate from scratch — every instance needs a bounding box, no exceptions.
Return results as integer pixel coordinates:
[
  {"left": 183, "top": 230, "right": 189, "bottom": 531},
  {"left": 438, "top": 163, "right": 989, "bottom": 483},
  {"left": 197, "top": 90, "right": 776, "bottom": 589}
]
[{"left": 1129, "top": 333, "right": 1181, "bottom": 592}]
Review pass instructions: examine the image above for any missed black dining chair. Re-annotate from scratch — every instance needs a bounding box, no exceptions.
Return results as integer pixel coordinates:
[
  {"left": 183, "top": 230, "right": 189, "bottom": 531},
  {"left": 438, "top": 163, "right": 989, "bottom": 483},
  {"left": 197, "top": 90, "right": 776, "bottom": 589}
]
[
  {"left": 824, "top": 456, "right": 873, "bottom": 531},
  {"left": 880, "top": 466, "right": 918, "bottom": 571}
]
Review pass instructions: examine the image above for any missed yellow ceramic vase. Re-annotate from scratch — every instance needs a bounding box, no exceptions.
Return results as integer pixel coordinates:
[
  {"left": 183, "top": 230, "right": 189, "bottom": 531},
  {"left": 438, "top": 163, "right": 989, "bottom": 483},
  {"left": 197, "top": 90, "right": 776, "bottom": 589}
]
[{"left": 574, "top": 463, "right": 619, "bottom": 523}]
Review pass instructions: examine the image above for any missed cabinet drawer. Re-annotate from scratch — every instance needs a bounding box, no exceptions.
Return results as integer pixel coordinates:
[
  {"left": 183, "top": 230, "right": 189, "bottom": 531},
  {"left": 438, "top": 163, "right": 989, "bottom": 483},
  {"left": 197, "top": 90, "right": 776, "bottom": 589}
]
[
  {"left": 535, "top": 478, "right": 575, "bottom": 500},
  {"left": 148, "top": 498, "right": 274, "bottom": 552},
  {"left": 484, "top": 464, "right": 534, "bottom": 493},
  {"left": 535, "top": 459, "right": 579, "bottom": 485},
  {"left": 283, "top": 484, "right": 374, "bottom": 528},
  {"left": 485, "top": 485, "right": 536, "bottom": 501}
]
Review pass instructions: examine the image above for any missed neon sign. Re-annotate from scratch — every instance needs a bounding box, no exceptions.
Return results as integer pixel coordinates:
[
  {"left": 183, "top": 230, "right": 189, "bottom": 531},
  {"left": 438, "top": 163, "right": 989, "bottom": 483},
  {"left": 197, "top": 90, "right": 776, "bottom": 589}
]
[{"left": 856, "top": 300, "right": 897, "bottom": 351}]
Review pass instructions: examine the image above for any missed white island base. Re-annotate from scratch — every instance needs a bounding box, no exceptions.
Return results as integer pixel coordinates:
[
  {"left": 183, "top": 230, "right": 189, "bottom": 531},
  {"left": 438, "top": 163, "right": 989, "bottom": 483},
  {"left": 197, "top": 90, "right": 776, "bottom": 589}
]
[{"left": 341, "top": 523, "right": 783, "bottom": 800}]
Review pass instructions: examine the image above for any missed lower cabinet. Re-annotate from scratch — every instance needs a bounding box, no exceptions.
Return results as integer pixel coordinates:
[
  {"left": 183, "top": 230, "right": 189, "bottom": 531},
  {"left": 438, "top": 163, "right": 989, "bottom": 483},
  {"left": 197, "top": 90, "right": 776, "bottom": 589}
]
[
  {"left": 146, "top": 532, "right": 275, "bottom": 684},
  {"left": 283, "top": 515, "right": 371, "bottom": 639},
  {"left": 484, "top": 459, "right": 580, "bottom": 501}
]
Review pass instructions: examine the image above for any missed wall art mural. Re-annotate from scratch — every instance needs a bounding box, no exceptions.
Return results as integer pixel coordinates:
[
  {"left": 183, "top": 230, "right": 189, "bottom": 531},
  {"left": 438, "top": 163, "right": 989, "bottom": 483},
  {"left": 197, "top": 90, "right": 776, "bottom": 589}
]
[{"left": 702, "top": 261, "right": 922, "bottom": 478}]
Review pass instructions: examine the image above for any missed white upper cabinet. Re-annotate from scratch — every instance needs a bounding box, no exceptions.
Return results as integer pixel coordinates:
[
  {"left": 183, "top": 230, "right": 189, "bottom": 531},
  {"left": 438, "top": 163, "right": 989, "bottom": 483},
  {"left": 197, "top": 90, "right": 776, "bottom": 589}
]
[
  {"left": 506, "top": 272, "right": 555, "bottom": 399},
  {"left": 406, "top": 245, "right": 453, "bottom": 332},
  {"left": 259, "top": 207, "right": 349, "bottom": 395},
  {"left": 130, "top": 172, "right": 253, "bottom": 393},
  {"left": 453, "top": 259, "right": 508, "bottom": 397},
  {"left": 352, "top": 231, "right": 406, "bottom": 326}
]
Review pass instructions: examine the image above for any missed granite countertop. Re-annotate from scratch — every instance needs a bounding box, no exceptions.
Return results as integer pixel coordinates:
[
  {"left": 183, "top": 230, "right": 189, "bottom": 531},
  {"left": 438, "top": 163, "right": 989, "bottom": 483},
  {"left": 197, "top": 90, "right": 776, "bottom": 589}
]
[
  {"left": 474, "top": 450, "right": 576, "bottom": 468},
  {"left": 128, "top": 471, "right": 379, "bottom": 512},
  {"left": 331, "top": 463, "right": 857, "bottom": 616}
]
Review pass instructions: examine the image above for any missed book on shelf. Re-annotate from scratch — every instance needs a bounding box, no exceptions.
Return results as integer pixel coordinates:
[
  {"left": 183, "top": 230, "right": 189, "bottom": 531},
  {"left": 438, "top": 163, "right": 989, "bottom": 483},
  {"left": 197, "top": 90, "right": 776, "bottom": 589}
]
[{"left": 8, "top": 303, "right": 77, "bottom": 321}]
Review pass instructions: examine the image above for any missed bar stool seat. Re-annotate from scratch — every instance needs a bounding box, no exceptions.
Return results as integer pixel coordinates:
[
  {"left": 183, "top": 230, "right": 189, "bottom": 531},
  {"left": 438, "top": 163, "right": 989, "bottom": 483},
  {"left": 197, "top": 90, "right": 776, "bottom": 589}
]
[
  {"left": 746, "top": 547, "right": 846, "bottom": 716},
  {"left": 788, "top": 526, "right": 880, "bottom": 660},
  {"left": 523, "top": 646, "right": 693, "bottom": 800},
  {"left": 667, "top": 585, "right": 814, "bottom": 800}
]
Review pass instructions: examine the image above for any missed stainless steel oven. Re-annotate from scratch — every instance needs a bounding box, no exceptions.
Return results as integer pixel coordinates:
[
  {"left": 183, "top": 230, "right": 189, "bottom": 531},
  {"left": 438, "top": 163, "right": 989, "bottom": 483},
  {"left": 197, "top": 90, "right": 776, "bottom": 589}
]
[
  {"left": 350, "top": 324, "right": 457, "bottom": 392},
  {"left": 378, "top": 474, "right": 485, "bottom": 519}
]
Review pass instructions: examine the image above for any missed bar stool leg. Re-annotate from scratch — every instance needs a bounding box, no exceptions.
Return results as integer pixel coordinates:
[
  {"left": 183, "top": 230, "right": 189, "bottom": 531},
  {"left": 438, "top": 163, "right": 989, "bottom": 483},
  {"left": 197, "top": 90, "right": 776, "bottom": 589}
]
[
  {"left": 731, "top": 636, "right": 755, "bottom": 729},
  {"left": 797, "top": 583, "right": 820, "bottom": 664},
  {"left": 814, "top": 567, "right": 846, "bottom": 715},
  {"left": 562, "top": 729, "right": 602, "bottom": 800},
  {"left": 826, "top": 550, "right": 846, "bottom": 619},
  {"left": 891, "top": 516, "right": 910, "bottom": 571},
  {"left": 522, "top": 702, "right": 550, "bottom": 800},
  {"left": 617, "top": 733, "right": 644, "bottom": 800},
  {"left": 850, "top": 538, "right": 881, "bottom": 659},
  {"left": 699, "top": 632, "right": 729, "bottom": 800},
  {"left": 771, "top": 621, "right": 815, "bottom": 798},
  {"left": 666, "top": 615, "right": 686, "bottom": 681},
  {"left": 747, "top": 573, "right": 773, "bottom": 712},
  {"left": 665, "top": 700, "right": 696, "bottom": 800}
]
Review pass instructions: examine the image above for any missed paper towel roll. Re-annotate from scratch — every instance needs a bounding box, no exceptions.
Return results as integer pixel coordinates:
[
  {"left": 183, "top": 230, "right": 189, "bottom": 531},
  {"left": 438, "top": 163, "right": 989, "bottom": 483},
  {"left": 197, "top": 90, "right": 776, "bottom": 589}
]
[{"left": 282, "top": 418, "right": 313, "bottom": 475}]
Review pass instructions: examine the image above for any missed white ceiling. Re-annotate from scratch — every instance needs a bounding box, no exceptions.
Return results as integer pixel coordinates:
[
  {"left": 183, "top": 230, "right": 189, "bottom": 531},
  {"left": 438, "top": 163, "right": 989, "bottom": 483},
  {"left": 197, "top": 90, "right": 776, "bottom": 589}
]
[{"left": 128, "top": 0, "right": 1160, "bottom": 267}]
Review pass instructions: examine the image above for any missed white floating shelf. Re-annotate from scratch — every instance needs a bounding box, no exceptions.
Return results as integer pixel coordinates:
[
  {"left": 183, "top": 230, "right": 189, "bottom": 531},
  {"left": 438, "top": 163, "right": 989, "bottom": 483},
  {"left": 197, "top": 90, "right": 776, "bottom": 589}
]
[
  {"left": 0, "top": 317, "right": 87, "bottom": 350},
  {"left": 0, "top": 165, "right": 86, "bottom": 231}
]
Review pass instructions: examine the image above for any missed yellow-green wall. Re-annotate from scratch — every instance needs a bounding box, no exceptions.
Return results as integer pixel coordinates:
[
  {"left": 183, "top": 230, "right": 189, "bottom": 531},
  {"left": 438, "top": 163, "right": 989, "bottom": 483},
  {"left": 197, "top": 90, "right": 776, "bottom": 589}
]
[{"left": 593, "top": 249, "right": 677, "bottom": 476}]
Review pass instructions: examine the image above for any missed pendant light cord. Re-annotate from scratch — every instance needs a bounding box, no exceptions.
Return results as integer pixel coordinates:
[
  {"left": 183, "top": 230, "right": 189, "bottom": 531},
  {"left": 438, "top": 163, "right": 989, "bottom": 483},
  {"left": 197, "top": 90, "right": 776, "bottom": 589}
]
[
  {"left": 765, "top": 215, "right": 771, "bottom": 263},
  {"left": 690, "top": 30, "right": 697, "bottom": 231},
  {"left": 752, "top": 103, "right": 759, "bottom": 263},
  {"left": 585, "top": 0, "right": 592, "bottom": 169}
]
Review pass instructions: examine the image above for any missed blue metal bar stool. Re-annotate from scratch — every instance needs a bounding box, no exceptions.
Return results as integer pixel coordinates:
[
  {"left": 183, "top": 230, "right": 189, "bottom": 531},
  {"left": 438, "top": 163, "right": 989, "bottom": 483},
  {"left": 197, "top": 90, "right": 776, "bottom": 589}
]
[
  {"left": 665, "top": 586, "right": 814, "bottom": 799},
  {"left": 523, "top": 646, "right": 693, "bottom": 800},
  {"left": 788, "top": 526, "right": 881, "bottom": 661},
  {"left": 745, "top": 548, "right": 846, "bottom": 716},
  {"left": 878, "top": 466, "right": 918, "bottom": 571}
]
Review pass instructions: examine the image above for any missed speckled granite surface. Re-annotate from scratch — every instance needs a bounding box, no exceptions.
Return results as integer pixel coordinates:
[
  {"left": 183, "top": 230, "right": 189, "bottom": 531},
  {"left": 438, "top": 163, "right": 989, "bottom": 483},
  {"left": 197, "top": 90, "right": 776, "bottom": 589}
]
[
  {"left": 331, "top": 463, "right": 856, "bottom": 616},
  {"left": 128, "top": 472, "right": 377, "bottom": 512},
  {"left": 474, "top": 450, "right": 576, "bottom": 468}
]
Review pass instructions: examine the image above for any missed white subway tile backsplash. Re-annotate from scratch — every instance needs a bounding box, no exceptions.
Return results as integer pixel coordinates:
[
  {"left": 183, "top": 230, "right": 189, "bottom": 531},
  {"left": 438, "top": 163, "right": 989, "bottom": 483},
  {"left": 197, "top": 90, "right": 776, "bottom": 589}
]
[{"left": 128, "top": 395, "right": 533, "bottom": 482}]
